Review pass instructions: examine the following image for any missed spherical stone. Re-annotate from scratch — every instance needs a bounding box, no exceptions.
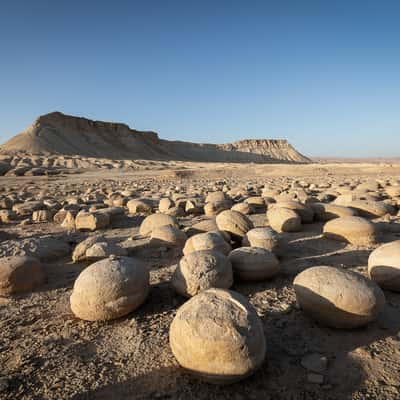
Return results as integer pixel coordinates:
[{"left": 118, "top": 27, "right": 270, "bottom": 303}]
[
  {"left": 139, "top": 213, "right": 179, "bottom": 237},
  {"left": 242, "top": 227, "right": 280, "bottom": 253},
  {"left": 244, "top": 197, "right": 266, "bottom": 212},
  {"left": 159, "top": 198, "right": 175, "bottom": 213},
  {"left": 216, "top": 210, "right": 254, "bottom": 241},
  {"left": 126, "top": 198, "right": 153, "bottom": 214},
  {"left": 85, "top": 242, "right": 128, "bottom": 261},
  {"left": 294, "top": 266, "right": 385, "bottom": 328},
  {"left": 189, "top": 218, "right": 219, "bottom": 234},
  {"left": 70, "top": 256, "right": 149, "bottom": 321},
  {"left": 311, "top": 203, "right": 357, "bottom": 221},
  {"left": 72, "top": 235, "right": 105, "bottom": 262},
  {"left": 150, "top": 225, "right": 187, "bottom": 248},
  {"left": 228, "top": 247, "right": 280, "bottom": 281},
  {"left": 169, "top": 288, "right": 266, "bottom": 383},
  {"left": 368, "top": 240, "right": 400, "bottom": 291},
  {"left": 172, "top": 250, "right": 233, "bottom": 297},
  {"left": 204, "top": 200, "right": 232, "bottom": 216},
  {"left": 323, "top": 216, "right": 377, "bottom": 245},
  {"left": 273, "top": 201, "right": 314, "bottom": 223},
  {"left": 231, "top": 202, "right": 252, "bottom": 215},
  {"left": 0, "top": 256, "right": 44, "bottom": 295},
  {"left": 205, "top": 191, "right": 228, "bottom": 203},
  {"left": 75, "top": 211, "right": 110, "bottom": 231},
  {"left": 183, "top": 231, "right": 232, "bottom": 256},
  {"left": 348, "top": 200, "right": 395, "bottom": 219},
  {"left": 267, "top": 207, "right": 302, "bottom": 232}
]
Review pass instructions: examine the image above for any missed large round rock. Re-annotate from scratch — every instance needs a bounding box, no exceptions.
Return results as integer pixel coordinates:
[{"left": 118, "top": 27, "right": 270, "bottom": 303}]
[
  {"left": 183, "top": 231, "right": 231, "bottom": 256},
  {"left": 267, "top": 207, "right": 302, "bottom": 232},
  {"left": 70, "top": 256, "right": 149, "bottom": 321},
  {"left": 368, "top": 240, "right": 400, "bottom": 291},
  {"left": 139, "top": 214, "right": 179, "bottom": 237},
  {"left": 216, "top": 210, "right": 254, "bottom": 241},
  {"left": 323, "top": 216, "right": 377, "bottom": 245},
  {"left": 242, "top": 227, "right": 280, "bottom": 253},
  {"left": 228, "top": 247, "right": 280, "bottom": 281},
  {"left": 172, "top": 250, "right": 233, "bottom": 297},
  {"left": 294, "top": 266, "right": 385, "bottom": 328},
  {"left": 0, "top": 256, "right": 44, "bottom": 295},
  {"left": 169, "top": 288, "right": 266, "bottom": 383}
]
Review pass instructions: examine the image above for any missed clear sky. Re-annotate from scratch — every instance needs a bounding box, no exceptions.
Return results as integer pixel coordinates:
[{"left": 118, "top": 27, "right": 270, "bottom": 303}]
[{"left": 1, "top": 0, "right": 399, "bottom": 157}]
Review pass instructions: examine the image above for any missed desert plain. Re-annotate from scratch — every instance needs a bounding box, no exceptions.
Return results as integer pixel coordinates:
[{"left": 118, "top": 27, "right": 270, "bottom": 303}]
[{"left": 1, "top": 155, "right": 400, "bottom": 400}]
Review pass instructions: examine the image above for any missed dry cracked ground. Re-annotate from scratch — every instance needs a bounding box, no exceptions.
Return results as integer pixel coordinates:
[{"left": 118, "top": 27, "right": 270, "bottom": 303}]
[{"left": 1, "top": 161, "right": 400, "bottom": 400}]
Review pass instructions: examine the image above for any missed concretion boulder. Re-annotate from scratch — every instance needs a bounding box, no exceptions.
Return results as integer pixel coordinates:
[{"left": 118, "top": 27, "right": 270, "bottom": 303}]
[
  {"left": 204, "top": 200, "right": 232, "bottom": 216},
  {"left": 85, "top": 242, "right": 128, "bottom": 261},
  {"left": 150, "top": 225, "right": 187, "bottom": 248},
  {"left": 205, "top": 192, "right": 228, "bottom": 203},
  {"left": 228, "top": 247, "right": 280, "bottom": 281},
  {"left": 231, "top": 202, "right": 252, "bottom": 215},
  {"left": 75, "top": 211, "right": 110, "bottom": 231},
  {"left": 127, "top": 198, "right": 153, "bottom": 214},
  {"left": 311, "top": 203, "right": 357, "bottom": 221},
  {"left": 169, "top": 288, "right": 266, "bottom": 383},
  {"left": 0, "top": 256, "right": 44, "bottom": 295},
  {"left": 183, "top": 231, "right": 231, "bottom": 256},
  {"left": 267, "top": 207, "right": 302, "bottom": 232},
  {"left": 216, "top": 210, "right": 254, "bottom": 241},
  {"left": 72, "top": 236, "right": 105, "bottom": 262},
  {"left": 172, "top": 250, "right": 233, "bottom": 297},
  {"left": 323, "top": 216, "right": 377, "bottom": 245},
  {"left": 159, "top": 198, "right": 175, "bottom": 213},
  {"left": 294, "top": 266, "right": 385, "bottom": 328},
  {"left": 348, "top": 200, "right": 395, "bottom": 219},
  {"left": 242, "top": 227, "right": 280, "bottom": 253},
  {"left": 244, "top": 197, "right": 266, "bottom": 212},
  {"left": 368, "top": 240, "right": 400, "bottom": 291},
  {"left": 139, "top": 213, "right": 179, "bottom": 237},
  {"left": 70, "top": 256, "right": 149, "bottom": 321},
  {"left": 273, "top": 201, "right": 314, "bottom": 223}
]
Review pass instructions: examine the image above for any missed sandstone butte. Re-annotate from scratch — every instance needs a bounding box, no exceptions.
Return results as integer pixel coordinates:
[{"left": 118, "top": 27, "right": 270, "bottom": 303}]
[{"left": 0, "top": 111, "right": 311, "bottom": 163}]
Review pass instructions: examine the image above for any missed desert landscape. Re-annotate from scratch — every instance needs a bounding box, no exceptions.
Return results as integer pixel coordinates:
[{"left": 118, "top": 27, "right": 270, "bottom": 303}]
[{"left": 0, "top": 111, "right": 399, "bottom": 399}]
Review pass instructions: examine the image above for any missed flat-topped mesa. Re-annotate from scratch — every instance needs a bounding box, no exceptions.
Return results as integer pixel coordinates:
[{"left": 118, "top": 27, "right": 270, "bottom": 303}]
[
  {"left": 218, "top": 139, "right": 310, "bottom": 162},
  {"left": 33, "top": 111, "right": 159, "bottom": 141},
  {"left": 1, "top": 112, "right": 311, "bottom": 163}
]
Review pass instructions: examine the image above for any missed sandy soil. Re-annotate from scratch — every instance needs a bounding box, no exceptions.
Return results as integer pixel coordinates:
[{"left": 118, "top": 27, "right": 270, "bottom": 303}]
[{"left": 1, "top": 161, "right": 400, "bottom": 400}]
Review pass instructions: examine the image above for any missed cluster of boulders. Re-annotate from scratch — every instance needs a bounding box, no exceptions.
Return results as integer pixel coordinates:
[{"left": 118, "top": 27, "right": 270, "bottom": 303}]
[
  {"left": 1, "top": 175, "right": 400, "bottom": 384},
  {"left": 0, "top": 153, "right": 170, "bottom": 177}
]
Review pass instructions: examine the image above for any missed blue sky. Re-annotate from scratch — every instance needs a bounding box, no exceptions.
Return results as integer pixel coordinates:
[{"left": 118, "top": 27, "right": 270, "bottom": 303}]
[{"left": 0, "top": 0, "right": 399, "bottom": 157}]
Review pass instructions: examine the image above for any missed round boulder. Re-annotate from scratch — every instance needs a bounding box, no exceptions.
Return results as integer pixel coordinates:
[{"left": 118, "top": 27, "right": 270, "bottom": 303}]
[
  {"left": 139, "top": 213, "right": 179, "bottom": 237},
  {"left": 311, "top": 203, "right": 357, "bottom": 221},
  {"left": 169, "top": 288, "right": 266, "bottom": 383},
  {"left": 172, "top": 250, "right": 233, "bottom": 297},
  {"left": 242, "top": 227, "right": 280, "bottom": 253},
  {"left": 183, "top": 231, "right": 231, "bottom": 256},
  {"left": 228, "top": 247, "right": 280, "bottom": 281},
  {"left": 70, "top": 256, "right": 149, "bottom": 321},
  {"left": 368, "top": 240, "right": 400, "bottom": 291},
  {"left": 294, "top": 266, "right": 385, "bottom": 328},
  {"left": 231, "top": 202, "right": 252, "bottom": 215},
  {"left": 0, "top": 256, "right": 44, "bottom": 295},
  {"left": 150, "top": 225, "right": 187, "bottom": 248},
  {"left": 216, "top": 210, "right": 254, "bottom": 241},
  {"left": 323, "top": 216, "right": 377, "bottom": 245},
  {"left": 267, "top": 207, "right": 302, "bottom": 232}
]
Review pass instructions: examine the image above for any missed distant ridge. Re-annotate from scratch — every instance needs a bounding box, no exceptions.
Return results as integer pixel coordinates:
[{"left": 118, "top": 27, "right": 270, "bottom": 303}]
[{"left": 1, "top": 112, "right": 311, "bottom": 163}]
